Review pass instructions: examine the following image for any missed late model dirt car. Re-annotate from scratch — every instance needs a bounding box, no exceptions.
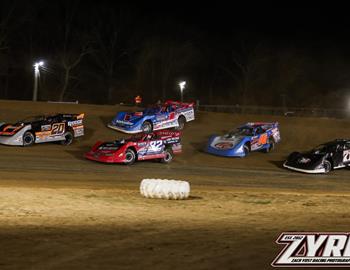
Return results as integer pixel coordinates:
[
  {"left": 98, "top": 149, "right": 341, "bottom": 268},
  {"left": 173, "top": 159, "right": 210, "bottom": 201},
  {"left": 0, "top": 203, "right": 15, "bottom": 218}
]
[
  {"left": 206, "top": 122, "right": 281, "bottom": 157},
  {"left": 107, "top": 100, "right": 195, "bottom": 134},
  {"left": 283, "top": 139, "right": 350, "bottom": 174},
  {"left": 85, "top": 130, "right": 182, "bottom": 165},
  {"left": 0, "top": 113, "right": 84, "bottom": 146}
]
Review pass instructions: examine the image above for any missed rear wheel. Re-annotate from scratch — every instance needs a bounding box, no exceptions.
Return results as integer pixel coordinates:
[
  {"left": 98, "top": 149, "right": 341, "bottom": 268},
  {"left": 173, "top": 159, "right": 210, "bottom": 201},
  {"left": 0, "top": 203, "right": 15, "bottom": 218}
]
[
  {"left": 264, "top": 138, "right": 275, "bottom": 153},
  {"left": 61, "top": 131, "right": 74, "bottom": 146},
  {"left": 160, "top": 148, "right": 174, "bottom": 163},
  {"left": 23, "top": 131, "right": 35, "bottom": 146},
  {"left": 323, "top": 160, "right": 332, "bottom": 173},
  {"left": 124, "top": 149, "right": 136, "bottom": 165},
  {"left": 175, "top": 116, "right": 186, "bottom": 130},
  {"left": 141, "top": 121, "right": 152, "bottom": 134}
]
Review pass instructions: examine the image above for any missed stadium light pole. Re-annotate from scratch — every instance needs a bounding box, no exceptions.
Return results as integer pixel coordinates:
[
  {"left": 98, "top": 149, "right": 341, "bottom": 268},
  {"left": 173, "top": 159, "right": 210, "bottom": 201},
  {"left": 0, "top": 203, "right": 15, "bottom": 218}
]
[
  {"left": 179, "top": 81, "right": 186, "bottom": 102},
  {"left": 33, "top": 61, "right": 44, "bottom": 101}
]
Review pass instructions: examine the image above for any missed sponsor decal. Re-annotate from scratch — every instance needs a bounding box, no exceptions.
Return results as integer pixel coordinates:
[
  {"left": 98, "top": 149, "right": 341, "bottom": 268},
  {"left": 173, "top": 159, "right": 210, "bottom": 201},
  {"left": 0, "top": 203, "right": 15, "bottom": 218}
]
[
  {"left": 115, "top": 120, "right": 134, "bottom": 126},
  {"left": 68, "top": 119, "right": 83, "bottom": 126},
  {"left": 215, "top": 142, "right": 234, "bottom": 150},
  {"left": 272, "top": 232, "right": 350, "bottom": 267},
  {"left": 41, "top": 124, "right": 51, "bottom": 131},
  {"left": 298, "top": 157, "right": 311, "bottom": 164}
]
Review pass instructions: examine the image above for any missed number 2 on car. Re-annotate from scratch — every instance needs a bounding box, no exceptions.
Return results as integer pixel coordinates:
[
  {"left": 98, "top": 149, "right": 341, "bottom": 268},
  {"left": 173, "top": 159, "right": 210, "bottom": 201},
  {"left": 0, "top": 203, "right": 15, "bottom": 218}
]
[{"left": 51, "top": 123, "right": 65, "bottom": 135}]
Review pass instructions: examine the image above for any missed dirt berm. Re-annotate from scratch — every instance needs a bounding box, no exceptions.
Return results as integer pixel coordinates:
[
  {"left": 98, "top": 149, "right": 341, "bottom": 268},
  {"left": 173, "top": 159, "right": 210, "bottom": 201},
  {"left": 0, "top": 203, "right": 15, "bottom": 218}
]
[{"left": 0, "top": 100, "right": 349, "bottom": 270}]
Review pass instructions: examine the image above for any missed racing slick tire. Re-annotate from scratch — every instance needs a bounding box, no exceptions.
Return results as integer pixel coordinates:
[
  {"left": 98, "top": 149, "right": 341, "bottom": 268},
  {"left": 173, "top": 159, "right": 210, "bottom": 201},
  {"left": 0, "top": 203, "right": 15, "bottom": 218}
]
[
  {"left": 264, "top": 137, "right": 275, "bottom": 153},
  {"left": 323, "top": 160, "right": 332, "bottom": 173},
  {"left": 23, "top": 131, "right": 35, "bottom": 146},
  {"left": 141, "top": 121, "right": 153, "bottom": 134},
  {"left": 124, "top": 148, "right": 136, "bottom": 165},
  {"left": 243, "top": 144, "right": 249, "bottom": 157},
  {"left": 160, "top": 148, "right": 174, "bottom": 163},
  {"left": 140, "top": 179, "right": 190, "bottom": 200},
  {"left": 174, "top": 116, "right": 186, "bottom": 130},
  {"left": 61, "top": 131, "right": 74, "bottom": 146}
]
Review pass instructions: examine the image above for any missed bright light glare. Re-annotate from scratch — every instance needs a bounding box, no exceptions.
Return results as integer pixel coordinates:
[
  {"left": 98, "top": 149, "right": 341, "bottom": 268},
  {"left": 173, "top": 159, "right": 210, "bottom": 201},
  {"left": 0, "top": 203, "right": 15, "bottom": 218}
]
[
  {"left": 33, "top": 61, "right": 44, "bottom": 69},
  {"left": 179, "top": 81, "right": 186, "bottom": 91}
]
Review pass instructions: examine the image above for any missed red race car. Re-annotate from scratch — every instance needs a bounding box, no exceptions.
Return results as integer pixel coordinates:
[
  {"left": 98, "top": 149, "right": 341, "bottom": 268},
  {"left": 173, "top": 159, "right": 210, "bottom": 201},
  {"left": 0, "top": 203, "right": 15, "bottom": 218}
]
[{"left": 85, "top": 130, "right": 182, "bottom": 165}]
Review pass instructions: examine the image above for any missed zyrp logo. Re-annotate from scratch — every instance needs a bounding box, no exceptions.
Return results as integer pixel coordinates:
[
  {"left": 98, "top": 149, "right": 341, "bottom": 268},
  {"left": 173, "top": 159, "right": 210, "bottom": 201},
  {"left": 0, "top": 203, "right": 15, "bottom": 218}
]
[{"left": 272, "top": 232, "right": 350, "bottom": 267}]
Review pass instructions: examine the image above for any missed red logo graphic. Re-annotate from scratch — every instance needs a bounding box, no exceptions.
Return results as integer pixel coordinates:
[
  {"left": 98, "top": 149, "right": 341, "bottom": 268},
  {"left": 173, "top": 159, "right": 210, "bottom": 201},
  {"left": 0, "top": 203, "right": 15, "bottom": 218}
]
[{"left": 215, "top": 142, "right": 233, "bottom": 150}]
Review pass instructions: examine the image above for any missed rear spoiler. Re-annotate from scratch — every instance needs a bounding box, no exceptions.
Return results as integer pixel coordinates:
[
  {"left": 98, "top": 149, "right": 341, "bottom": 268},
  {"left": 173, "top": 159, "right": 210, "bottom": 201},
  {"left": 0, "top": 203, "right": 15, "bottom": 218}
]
[
  {"left": 164, "top": 100, "right": 194, "bottom": 108},
  {"left": 76, "top": 113, "right": 85, "bottom": 119},
  {"left": 62, "top": 113, "right": 85, "bottom": 119},
  {"left": 245, "top": 122, "right": 278, "bottom": 127},
  {"left": 155, "top": 130, "right": 181, "bottom": 138}
]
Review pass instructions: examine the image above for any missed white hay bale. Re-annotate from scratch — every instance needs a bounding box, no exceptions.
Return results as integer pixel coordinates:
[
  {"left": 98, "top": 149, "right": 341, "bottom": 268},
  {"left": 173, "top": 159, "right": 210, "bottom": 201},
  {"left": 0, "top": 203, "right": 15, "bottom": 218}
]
[{"left": 140, "top": 179, "right": 190, "bottom": 200}]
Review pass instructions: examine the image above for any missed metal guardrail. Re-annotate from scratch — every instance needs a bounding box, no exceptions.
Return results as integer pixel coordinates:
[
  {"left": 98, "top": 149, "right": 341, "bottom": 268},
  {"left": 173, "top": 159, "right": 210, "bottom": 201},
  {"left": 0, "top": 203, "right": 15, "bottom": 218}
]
[
  {"left": 47, "top": 101, "right": 79, "bottom": 104},
  {"left": 197, "top": 104, "right": 349, "bottom": 118}
]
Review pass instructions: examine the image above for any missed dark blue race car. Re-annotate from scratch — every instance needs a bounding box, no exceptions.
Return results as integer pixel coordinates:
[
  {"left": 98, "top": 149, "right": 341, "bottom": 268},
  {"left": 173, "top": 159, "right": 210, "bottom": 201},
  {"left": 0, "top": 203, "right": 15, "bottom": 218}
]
[
  {"left": 206, "top": 122, "right": 281, "bottom": 157},
  {"left": 108, "top": 100, "right": 195, "bottom": 134}
]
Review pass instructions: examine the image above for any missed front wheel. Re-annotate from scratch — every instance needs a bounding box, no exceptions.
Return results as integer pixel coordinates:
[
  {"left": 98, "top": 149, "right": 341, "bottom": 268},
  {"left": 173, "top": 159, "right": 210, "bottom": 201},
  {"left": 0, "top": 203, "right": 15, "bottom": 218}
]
[
  {"left": 124, "top": 149, "right": 136, "bottom": 165},
  {"left": 23, "top": 131, "right": 35, "bottom": 146},
  {"left": 243, "top": 145, "right": 249, "bottom": 157},
  {"left": 61, "top": 131, "right": 74, "bottom": 146},
  {"left": 323, "top": 160, "right": 332, "bottom": 173},
  {"left": 174, "top": 116, "right": 186, "bottom": 130},
  {"left": 141, "top": 121, "right": 153, "bottom": 134},
  {"left": 264, "top": 138, "right": 275, "bottom": 153},
  {"left": 160, "top": 148, "right": 174, "bottom": 163}
]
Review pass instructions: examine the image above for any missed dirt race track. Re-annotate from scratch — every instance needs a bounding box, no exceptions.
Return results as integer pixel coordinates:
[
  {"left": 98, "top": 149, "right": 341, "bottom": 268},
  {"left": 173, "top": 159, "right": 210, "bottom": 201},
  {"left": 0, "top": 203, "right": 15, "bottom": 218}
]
[{"left": 0, "top": 100, "right": 350, "bottom": 270}]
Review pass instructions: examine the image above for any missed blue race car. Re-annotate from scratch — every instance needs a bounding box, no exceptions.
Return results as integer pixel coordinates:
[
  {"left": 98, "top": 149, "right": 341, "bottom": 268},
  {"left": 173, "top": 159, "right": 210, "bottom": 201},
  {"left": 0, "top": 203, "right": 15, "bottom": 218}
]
[
  {"left": 206, "top": 122, "right": 281, "bottom": 157},
  {"left": 108, "top": 100, "right": 195, "bottom": 134}
]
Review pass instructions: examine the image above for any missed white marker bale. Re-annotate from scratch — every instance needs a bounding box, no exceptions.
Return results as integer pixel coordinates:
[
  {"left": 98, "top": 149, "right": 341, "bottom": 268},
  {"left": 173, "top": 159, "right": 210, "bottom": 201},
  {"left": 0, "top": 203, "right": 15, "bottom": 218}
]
[{"left": 140, "top": 179, "right": 190, "bottom": 200}]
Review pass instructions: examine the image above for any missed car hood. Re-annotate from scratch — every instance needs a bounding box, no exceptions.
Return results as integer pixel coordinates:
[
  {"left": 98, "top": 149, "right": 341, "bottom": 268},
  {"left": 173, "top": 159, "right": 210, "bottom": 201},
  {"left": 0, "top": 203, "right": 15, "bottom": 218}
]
[
  {"left": 286, "top": 151, "right": 325, "bottom": 167},
  {"left": 112, "top": 111, "right": 146, "bottom": 126},
  {"left": 94, "top": 141, "right": 125, "bottom": 154},
  {"left": 0, "top": 122, "right": 25, "bottom": 135}
]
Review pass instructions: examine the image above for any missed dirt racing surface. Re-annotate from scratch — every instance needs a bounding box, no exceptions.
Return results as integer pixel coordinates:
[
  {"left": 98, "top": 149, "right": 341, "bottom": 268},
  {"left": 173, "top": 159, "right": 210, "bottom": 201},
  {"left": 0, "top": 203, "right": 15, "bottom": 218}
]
[{"left": 0, "top": 100, "right": 350, "bottom": 270}]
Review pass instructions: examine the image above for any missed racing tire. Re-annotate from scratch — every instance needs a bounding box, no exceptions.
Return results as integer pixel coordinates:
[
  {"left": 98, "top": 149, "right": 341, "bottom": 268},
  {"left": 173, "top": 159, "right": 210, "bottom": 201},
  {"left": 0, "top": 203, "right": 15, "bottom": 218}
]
[
  {"left": 141, "top": 121, "right": 153, "bottom": 134},
  {"left": 174, "top": 116, "right": 186, "bottom": 130},
  {"left": 124, "top": 149, "right": 136, "bottom": 165},
  {"left": 323, "top": 160, "right": 332, "bottom": 174},
  {"left": 140, "top": 179, "right": 190, "bottom": 200},
  {"left": 23, "top": 131, "right": 35, "bottom": 147},
  {"left": 160, "top": 148, "right": 174, "bottom": 163},
  {"left": 61, "top": 131, "right": 74, "bottom": 146},
  {"left": 264, "top": 138, "right": 275, "bottom": 153},
  {"left": 243, "top": 144, "right": 249, "bottom": 156}
]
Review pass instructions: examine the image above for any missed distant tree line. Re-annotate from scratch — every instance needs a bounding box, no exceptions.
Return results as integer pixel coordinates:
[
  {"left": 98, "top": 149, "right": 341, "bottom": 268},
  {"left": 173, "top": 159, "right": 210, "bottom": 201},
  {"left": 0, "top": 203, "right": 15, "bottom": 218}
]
[{"left": 0, "top": 1, "right": 349, "bottom": 109}]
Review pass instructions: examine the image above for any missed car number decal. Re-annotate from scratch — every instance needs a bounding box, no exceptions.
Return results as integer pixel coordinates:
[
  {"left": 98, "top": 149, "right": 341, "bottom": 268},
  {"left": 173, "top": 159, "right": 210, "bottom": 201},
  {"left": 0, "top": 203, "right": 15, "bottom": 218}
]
[
  {"left": 149, "top": 140, "right": 163, "bottom": 152},
  {"left": 51, "top": 123, "right": 65, "bottom": 135},
  {"left": 343, "top": 150, "right": 350, "bottom": 163}
]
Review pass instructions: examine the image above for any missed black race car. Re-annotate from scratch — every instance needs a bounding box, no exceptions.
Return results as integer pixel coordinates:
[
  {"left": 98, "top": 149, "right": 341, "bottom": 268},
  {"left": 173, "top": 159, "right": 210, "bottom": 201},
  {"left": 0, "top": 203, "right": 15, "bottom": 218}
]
[
  {"left": 283, "top": 139, "right": 350, "bottom": 174},
  {"left": 0, "top": 113, "right": 85, "bottom": 146}
]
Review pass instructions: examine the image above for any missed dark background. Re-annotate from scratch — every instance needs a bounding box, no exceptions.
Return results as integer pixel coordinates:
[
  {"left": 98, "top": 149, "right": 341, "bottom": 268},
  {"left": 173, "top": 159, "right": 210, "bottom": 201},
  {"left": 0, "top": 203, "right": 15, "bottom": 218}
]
[{"left": 1, "top": 1, "right": 349, "bottom": 108}]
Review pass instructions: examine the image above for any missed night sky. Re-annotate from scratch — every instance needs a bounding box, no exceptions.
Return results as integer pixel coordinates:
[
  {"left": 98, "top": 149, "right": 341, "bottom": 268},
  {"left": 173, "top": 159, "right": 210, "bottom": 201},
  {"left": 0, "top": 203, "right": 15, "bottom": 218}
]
[{"left": 1, "top": 2, "right": 350, "bottom": 108}]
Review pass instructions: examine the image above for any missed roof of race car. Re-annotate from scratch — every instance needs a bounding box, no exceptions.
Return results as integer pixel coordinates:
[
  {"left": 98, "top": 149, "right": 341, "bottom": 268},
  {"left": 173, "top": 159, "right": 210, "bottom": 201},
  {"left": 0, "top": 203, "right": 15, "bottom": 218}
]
[
  {"left": 17, "top": 113, "right": 83, "bottom": 124},
  {"left": 323, "top": 139, "right": 349, "bottom": 146},
  {"left": 238, "top": 122, "right": 274, "bottom": 130}
]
